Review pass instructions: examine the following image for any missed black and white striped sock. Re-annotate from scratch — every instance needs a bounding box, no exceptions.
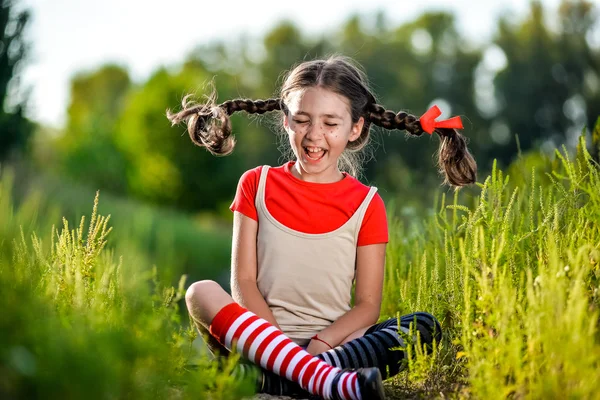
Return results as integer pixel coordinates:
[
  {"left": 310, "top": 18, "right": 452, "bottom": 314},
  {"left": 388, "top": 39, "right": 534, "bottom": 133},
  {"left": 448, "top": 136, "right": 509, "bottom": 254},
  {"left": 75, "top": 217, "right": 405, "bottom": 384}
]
[
  {"left": 249, "top": 312, "right": 442, "bottom": 395},
  {"left": 319, "top": 312, "right": 442, "bottom": 379}
]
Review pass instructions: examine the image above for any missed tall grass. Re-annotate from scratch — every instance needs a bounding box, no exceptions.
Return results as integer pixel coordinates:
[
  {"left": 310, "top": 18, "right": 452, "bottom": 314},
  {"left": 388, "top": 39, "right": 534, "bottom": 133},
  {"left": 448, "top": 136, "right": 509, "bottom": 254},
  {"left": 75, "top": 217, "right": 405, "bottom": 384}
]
[
  {"left": 0, "top": 173, "right": 253, "bottom": 399},
  {"left": 383, "top": 137, "right": 600, "bottom": 398},
  {"left": 1, "top": 135, "right": 599, "bottom": 399},
  {"left": 6, "top": 163, "right": 233, "bottom": 286}
]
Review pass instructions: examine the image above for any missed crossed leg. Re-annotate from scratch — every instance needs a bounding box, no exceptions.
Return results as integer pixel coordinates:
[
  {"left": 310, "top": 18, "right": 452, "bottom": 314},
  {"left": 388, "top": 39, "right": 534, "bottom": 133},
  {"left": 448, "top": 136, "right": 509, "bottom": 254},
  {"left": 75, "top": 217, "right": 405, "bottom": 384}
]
[{"left": 185, "top": 280, "right": 386, "bottom": 400}]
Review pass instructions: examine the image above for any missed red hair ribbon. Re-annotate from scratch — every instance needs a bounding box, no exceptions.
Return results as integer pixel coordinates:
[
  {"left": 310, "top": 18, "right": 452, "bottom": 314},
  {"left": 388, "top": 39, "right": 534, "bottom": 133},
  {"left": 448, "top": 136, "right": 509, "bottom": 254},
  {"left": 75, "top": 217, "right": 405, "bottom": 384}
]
[{"left": 419, "top": 105, "right": 464, "bottom": 134}]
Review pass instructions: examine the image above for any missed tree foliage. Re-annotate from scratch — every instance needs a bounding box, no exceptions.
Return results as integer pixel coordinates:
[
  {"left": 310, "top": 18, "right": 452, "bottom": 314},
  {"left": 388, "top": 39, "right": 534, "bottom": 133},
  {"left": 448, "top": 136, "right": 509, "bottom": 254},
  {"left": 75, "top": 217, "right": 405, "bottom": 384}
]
[
  {"left": 58, "top": 65, "right": 131, "bottom": 192},
  {"left": 492, "top": 0, "right": 600, "bottom": 164},
  {"left": 49, "top": 0, "right": 600, "bottom": 214},
  {"left": 0, "top": 0, "right": 32, "bottom": 161}
]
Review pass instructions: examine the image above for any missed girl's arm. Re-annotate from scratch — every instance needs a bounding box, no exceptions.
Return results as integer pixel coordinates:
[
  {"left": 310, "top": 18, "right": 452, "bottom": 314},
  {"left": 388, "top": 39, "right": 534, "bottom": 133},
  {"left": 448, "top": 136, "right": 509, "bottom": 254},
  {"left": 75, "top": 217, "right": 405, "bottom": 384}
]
[
  {"left": 230, "top": 211, "right": 281, "bottom": 329},
  {"left": 307, "top": 243, "right": 385, "bottom": 353}
]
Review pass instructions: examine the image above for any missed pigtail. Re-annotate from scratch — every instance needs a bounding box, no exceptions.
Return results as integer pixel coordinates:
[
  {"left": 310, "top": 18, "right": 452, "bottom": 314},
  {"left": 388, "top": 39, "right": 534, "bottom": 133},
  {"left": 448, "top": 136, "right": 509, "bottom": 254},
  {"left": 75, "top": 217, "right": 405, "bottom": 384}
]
[
  {"left": 367, "top": 103, "right": 477, "bottom": 187},
  {"left": 166, "top": 95, "right": 282, "bottom": 156},
  {"left": 435, "top": 128, "right": 477, "bottom": 186}
]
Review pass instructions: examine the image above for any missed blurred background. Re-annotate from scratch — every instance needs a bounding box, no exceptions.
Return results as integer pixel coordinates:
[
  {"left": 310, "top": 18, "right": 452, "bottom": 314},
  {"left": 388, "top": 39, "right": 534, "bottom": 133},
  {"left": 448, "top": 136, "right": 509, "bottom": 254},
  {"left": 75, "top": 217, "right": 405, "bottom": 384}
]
[{"left": 1, "top": 0, "right": 599, "bottom": 288}]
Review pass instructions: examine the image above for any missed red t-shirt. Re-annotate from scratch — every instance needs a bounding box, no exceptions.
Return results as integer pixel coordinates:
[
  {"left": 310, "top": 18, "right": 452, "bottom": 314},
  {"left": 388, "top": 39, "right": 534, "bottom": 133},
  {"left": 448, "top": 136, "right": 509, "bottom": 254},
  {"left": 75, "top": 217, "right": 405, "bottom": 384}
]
[{"left": 230, "top": 161, "right": 388, "bottom": 246}]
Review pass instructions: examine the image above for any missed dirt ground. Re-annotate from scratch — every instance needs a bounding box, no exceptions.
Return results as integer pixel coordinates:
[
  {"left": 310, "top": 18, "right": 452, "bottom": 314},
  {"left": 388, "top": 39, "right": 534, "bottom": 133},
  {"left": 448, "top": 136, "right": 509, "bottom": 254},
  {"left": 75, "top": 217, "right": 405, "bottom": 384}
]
[{"left": 245, "top": 382, "right": 426, "bottom": 400}]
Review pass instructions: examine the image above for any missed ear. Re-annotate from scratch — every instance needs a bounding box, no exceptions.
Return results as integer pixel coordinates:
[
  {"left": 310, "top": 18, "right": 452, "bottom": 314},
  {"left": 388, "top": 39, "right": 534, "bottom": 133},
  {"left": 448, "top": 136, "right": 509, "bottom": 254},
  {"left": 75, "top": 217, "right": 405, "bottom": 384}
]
[
  {"left": 283, "top": 114, "right": 290, "bottom": 129},
  {"left": 349, "top": 116, "right": 364, "bottom": 142}
]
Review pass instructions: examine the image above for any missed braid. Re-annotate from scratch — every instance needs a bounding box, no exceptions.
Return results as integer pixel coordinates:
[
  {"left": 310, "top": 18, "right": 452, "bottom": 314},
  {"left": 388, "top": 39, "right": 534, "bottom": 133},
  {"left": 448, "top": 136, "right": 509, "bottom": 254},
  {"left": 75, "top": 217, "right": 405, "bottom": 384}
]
[
  {"left": 367, "top": 102, "right": 477, "bottom": 186},
  {"left": 167, "top": 56, "right": 476, "bottom": 186},
  {"left": 368, "top": 103, "right": 424, "bottom": 136},
  {"left": 166, "top": 96, "right": 282, "bottom": 156},
  {"left": 221, "top": 98, "right": 282, "bottom": 115}
]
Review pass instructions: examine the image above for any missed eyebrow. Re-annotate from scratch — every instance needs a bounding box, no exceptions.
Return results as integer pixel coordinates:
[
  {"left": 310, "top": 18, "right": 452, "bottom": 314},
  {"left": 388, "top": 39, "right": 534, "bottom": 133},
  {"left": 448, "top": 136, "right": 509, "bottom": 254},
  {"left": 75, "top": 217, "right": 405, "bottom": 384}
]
[{"left": 294, "top": 111, "right": 343, "bottom": 119}]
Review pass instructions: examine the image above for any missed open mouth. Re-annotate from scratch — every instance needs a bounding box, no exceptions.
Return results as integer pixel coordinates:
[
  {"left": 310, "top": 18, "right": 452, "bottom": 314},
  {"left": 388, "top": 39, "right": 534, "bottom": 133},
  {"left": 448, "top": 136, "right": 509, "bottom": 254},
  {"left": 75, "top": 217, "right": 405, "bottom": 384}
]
[{"left": 303, "top": 146, "right": 327, "bottom": 161}]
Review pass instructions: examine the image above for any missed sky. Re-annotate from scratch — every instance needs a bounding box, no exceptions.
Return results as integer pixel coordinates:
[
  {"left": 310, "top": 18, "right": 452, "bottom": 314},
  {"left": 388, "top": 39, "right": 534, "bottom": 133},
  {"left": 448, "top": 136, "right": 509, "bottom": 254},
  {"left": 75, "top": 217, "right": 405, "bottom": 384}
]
[{"left": 17, "top": 0, "right": 563, "bottom": 129}]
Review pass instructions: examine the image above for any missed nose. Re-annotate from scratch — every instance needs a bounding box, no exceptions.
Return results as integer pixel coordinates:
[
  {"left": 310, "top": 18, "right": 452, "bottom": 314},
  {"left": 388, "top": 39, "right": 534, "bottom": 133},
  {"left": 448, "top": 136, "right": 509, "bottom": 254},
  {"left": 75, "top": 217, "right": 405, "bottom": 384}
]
[{"left": 305, "top": 122, "right": 325, "bottom": 141}]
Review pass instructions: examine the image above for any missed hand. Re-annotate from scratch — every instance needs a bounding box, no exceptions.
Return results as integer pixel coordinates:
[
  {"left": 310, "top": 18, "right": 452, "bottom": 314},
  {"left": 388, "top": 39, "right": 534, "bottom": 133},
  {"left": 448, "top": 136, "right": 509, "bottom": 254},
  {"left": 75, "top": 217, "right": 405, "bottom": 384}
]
[{"left": 305, "top": 338, "right": 332, "bottom": 356}]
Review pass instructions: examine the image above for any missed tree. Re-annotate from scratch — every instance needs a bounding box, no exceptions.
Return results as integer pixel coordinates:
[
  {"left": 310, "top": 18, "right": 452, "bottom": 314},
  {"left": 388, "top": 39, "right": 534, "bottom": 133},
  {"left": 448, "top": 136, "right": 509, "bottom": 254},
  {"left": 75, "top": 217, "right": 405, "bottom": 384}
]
[
  {"left": 332, "top": 12, "right": 484, "bottom": 192},
  {"left": 58, "top": 65, "right": 131, "bottom": 192},
  {"left": 557, "top": 0, "right": 600, "bottom": 137},
  {"left": 492, "top": 0, "right": 600, "bottom": 164},
  {"left": 0, "top": 0, "right": 32, "bottom": 161},
  {"left": 116, "top": 60, "right": 249, "bottom": 212}
]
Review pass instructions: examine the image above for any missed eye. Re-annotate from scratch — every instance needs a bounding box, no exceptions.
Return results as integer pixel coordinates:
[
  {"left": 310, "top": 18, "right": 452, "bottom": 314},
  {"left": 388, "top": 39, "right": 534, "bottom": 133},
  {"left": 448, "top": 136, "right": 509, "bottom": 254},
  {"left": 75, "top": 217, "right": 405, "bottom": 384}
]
[
  {"left": 324, "top": 123, "right": 338, "bottom": 127},
  {"left": 293, "top": 119, "right": 309, "bottom": 124}
]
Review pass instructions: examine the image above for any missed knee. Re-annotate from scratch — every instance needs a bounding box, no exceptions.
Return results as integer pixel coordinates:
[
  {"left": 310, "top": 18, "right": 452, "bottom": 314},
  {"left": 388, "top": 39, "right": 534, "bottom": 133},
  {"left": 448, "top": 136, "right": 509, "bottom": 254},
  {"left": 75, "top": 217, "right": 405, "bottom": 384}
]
[
  {"left": 185, "top": 280, "right": 234, "bottom": 326},
  {"left": 185, "top": 280, "right": 222, "bottom": 310}
]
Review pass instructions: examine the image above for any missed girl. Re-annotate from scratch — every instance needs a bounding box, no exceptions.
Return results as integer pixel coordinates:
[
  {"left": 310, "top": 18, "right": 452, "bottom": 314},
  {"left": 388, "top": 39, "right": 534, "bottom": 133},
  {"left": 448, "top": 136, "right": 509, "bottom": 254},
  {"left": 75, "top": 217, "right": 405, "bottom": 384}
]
[{"left": 168, "top": 56, "right": 476, "bottom": 400}]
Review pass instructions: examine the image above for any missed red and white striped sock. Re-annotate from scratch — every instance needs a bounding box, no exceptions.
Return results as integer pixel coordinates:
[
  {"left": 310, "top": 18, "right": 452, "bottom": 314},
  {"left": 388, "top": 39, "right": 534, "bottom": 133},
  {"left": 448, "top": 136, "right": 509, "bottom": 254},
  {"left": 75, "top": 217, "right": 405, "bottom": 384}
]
[{"left": 209, "top": 302, "right": 362, "bottom": 400}]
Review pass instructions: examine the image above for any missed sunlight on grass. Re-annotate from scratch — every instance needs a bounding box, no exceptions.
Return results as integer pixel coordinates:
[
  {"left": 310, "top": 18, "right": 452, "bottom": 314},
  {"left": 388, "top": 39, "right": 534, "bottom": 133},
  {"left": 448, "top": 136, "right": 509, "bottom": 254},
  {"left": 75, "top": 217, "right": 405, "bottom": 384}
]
[
  {"left": 382, "top": 136, "right": 600, "bottom": 398},
  {"left": 1, "top": 135, "right": 599, "bottom": 398}
]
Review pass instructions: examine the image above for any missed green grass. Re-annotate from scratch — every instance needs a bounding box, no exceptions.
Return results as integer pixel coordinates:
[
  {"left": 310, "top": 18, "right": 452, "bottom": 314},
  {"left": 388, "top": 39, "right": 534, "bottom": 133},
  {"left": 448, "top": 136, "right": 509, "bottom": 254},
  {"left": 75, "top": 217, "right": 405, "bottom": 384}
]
[
  {"left": 0, "top": 175, "right": 254, "bottom": 399},
  {"left": 6, "top": 163, "right": 233, "bottom": 286},
  {"left": 1, "top": 136, "right": 599, "bottom": 399},
  {"left": 381, "top": 137, "right": 600, "bottom": 398}
]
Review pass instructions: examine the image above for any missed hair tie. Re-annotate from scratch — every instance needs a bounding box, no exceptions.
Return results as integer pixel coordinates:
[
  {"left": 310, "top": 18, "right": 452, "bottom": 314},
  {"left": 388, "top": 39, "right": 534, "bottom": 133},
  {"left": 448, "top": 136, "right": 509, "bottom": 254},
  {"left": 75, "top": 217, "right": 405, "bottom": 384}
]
[
  {"left": 211, "top": 106, "right": 224, "bottom": 119},
  {"left": 419, "top": 105, "right": 464, "bottom": 134}
]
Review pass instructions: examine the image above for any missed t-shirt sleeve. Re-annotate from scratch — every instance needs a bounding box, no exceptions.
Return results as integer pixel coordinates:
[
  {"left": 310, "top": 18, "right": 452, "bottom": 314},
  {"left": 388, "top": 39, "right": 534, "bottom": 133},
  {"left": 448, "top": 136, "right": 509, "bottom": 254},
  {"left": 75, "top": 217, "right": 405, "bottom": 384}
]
[
  {"left": 229, "top": 166, "right": 262, "bottom": 221},
  {"left": 357, "top": 192, "right": 389, "bottom": 246}
]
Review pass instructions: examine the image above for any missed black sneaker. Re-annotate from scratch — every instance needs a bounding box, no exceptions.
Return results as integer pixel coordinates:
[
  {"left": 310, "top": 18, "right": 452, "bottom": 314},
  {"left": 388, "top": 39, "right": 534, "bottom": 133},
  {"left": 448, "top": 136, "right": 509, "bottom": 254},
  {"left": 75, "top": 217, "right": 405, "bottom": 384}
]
[{"left": 356, "top": 368, "right": 386, "bottom": 399}]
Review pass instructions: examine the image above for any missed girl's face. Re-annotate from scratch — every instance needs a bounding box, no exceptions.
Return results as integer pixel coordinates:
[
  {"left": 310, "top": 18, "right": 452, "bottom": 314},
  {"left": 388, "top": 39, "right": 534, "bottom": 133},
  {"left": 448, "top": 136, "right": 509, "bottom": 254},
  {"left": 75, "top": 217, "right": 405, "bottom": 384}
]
[{"left": 284, "top": 86, "right": 364, "bottom": 183}]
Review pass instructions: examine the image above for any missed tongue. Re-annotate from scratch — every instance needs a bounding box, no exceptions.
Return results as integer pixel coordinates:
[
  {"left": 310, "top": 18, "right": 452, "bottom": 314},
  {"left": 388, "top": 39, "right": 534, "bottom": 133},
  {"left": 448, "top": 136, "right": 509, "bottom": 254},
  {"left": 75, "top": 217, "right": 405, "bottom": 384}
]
[{"left": 307, "top": 150, "right": 325, "bottom": 159}]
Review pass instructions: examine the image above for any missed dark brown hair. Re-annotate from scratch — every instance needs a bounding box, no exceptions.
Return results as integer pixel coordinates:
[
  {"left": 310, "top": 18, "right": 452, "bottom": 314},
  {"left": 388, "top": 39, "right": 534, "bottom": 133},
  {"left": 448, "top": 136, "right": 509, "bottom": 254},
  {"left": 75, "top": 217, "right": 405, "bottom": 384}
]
[{"left": 167, "top": 55, "right": 477, "bottom": 186}]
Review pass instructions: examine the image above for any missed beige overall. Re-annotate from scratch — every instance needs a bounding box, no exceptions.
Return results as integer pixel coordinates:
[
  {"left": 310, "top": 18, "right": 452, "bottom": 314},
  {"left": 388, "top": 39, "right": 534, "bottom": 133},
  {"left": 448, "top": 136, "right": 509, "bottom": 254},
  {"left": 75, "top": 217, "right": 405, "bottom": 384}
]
[{"left": 255, "top": 166, "right": 378, "bottom": 345}]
